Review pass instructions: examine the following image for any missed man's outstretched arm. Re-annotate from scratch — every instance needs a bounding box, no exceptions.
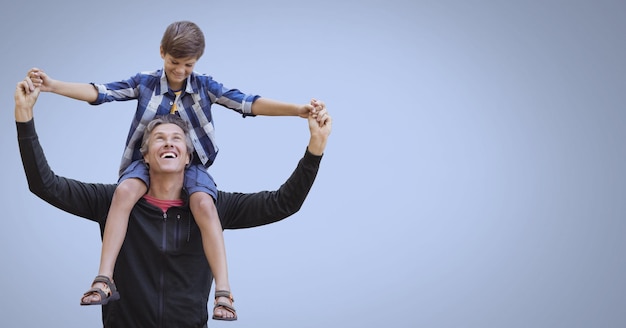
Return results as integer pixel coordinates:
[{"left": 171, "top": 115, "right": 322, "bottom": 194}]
[
  {"left": 15, "top": 79, "right": 115, "bottom": 222},
  {"left": 217, "top": 108, "right": 332, "bottom": 229}
]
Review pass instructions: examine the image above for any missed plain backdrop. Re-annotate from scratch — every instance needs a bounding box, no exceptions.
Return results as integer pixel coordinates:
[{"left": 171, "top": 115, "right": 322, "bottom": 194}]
[{"left": 2, "top": 1, "right": 625, "bottom": 327}]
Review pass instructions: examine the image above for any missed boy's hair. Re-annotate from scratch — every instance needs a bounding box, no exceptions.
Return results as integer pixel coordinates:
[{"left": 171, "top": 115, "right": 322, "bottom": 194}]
[
  {"left": 140, "top": 114, "right": 194, "bottom": 161},
  {"left": 161, "top": 21, "right": 205, "bottom": 59}
]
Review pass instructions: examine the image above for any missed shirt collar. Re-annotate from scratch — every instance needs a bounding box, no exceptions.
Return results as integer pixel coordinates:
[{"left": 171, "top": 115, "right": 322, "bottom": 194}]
[{"left": 158, "top": 69, "right": 197, "bottom": 95}]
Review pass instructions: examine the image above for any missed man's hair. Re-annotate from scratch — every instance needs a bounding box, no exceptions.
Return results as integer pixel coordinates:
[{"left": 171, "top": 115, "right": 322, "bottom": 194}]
[
  {"left": 140, "top": 114, "right": 194, "bottom": 160},
  {"left": 161, "top": 20, "right": 205, "bottom": 59}
]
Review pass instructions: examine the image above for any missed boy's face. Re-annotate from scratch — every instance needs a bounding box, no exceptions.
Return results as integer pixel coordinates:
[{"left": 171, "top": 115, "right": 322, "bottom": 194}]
[{"left": 160, "top": 49, "right": 197, "bottom": 90}]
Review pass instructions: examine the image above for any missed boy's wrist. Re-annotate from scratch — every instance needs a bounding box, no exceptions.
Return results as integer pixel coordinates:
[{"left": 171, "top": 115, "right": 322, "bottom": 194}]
[{"left": 45, "top": 79, "right": 57, "bottom": 93}]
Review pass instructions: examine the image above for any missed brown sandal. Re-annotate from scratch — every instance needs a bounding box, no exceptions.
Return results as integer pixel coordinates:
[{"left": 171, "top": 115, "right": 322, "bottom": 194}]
[
  {"left": 80, "top": 275, "right": 120, "bottom": 306},
  {"left": 212, "top": 290, "right": 237, "bottom": 321}
]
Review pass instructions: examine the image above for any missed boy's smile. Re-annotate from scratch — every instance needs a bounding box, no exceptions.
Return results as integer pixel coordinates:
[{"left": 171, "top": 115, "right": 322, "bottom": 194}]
[{"left": 160, "top": 52, "right": 197, "bottom": 90}]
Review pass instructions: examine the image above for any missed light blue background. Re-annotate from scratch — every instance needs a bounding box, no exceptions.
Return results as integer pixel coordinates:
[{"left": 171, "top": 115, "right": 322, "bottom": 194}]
[{"left": 1, "top": 1, "right": 625, "bottom": 327}]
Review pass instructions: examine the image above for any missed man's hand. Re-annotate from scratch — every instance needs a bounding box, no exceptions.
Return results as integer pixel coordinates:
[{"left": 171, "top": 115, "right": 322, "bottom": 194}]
[
  {"left": 15, "top": 78, "right": 39, "bottom": 122},
  {"left": 310, "top": 99, "right": 328, "bottom": 126},
  {"left": 307, "top": 106, "right": 331, "bottom": 156}
]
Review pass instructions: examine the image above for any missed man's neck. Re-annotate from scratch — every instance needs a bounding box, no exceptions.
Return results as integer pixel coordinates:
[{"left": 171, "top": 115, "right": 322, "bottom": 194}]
[{"left": 146, "top": 174, "right": 184, "bottom": 200}]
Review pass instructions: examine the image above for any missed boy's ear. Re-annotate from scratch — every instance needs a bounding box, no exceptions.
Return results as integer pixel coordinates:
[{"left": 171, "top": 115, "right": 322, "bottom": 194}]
[{"left": 160, "top": 46, "right": 165, "bottom": 59}]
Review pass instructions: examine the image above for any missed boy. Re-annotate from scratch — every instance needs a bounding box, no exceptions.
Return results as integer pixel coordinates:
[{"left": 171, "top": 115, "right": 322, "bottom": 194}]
[{"left": 28, "top": 20, "right": 320, "bottom": 321}]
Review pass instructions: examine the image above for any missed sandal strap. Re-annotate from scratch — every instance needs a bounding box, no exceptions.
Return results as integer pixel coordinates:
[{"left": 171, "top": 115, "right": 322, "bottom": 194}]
[
  {"left": 214, "top": 290, "right": 234, "bottom": 302},
  {"left": 83, "top": 287, "right": 107, "bottom": 299},
  {"left": 214, "top": 301, "right": 237, "bottom": 314},
  {"left": 92, "top": 275, "right": 117, "bottom": 294}
]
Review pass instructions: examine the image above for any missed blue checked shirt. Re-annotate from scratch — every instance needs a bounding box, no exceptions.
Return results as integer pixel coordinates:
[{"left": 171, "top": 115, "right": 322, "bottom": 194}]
[{"left": 90, "top": 69, "right": 259, "bottom": 175}]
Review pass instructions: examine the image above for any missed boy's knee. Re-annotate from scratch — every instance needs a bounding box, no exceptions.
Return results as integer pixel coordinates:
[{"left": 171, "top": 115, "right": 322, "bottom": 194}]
[
  {"left": 191, "top": 192, "right": 215, "bottom": 204},
  {"left": 115, "top": 178, "right": 147, "bottom": 198},
  {"left": 190, "top": 192, "right": 217, "bottom": 213}
]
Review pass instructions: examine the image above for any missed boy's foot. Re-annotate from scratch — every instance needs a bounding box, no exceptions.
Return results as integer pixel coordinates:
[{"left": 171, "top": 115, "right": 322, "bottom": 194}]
[
  {"left": 80, "top": 275, "right": 120, "bottom": 306},
  {"left": 212, "top": 290, "right": 237, "bottom": 321}
]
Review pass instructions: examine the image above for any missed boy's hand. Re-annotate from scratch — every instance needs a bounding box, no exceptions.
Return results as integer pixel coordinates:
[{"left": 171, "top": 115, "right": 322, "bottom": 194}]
[
  {"left": 27, "top": 67, "right": 54, "bottom": 93},
  {"left": 310, "top": 99, "right": 328, "bottom": 127},
  {"left": 296, "top": 103, "right": 314, "bottom": 119},
  {"left": 296, "top": 99, "right": 326, "bottom": 120}
]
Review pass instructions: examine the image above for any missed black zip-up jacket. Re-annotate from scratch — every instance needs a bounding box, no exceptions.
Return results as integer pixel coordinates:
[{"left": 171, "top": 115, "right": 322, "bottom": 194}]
[{"left": 17, "top": 119, "right": 322, "bottom": 328}]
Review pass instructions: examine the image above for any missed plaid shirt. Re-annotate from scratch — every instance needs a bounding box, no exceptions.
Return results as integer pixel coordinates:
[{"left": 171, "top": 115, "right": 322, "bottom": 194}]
[{"left": 91, "top": 69, "right": 259, "bottom": 175}]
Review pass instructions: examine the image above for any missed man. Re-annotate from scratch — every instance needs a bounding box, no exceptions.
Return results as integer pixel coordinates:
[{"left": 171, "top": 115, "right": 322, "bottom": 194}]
[{"left": 15, "top": 78, "right": 331, "bottom": 328}]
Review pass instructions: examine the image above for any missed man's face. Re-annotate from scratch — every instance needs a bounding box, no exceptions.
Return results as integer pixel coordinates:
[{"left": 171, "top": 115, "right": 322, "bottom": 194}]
[
  {"left": 143, "top": 123, "right": 190, "bottom": 174},
  {"left": 160, "top": 50, "right": 197, "bottom": 90}
]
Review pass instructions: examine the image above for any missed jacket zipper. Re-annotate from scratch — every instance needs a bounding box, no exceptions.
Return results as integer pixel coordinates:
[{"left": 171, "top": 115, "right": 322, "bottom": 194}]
[
  {"left": 158, "top": 211, "right": 167, "bottom": 328},
  {"left": 175, "top": 214, "right": 181, "bottom": 248}
]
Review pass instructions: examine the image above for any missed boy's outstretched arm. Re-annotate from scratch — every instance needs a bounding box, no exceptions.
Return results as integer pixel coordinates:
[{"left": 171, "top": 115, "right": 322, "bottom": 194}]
[
  {"left": 250, "top": 97, "right": 327, "bottom": 125},
  {"left": 250, "top": 97, "right": 320, "bottom": 118},
  {"left": 27, "top": 67, "right": 98, "bottom": 102}
]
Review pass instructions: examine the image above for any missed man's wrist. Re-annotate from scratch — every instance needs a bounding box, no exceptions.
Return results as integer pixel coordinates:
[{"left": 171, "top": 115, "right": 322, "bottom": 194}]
[
  {"left": 307, "top": 136, "right": 327, "bottom": 156},
  {"left": 15, "top": 106, "right": 34, "bottom": 122}
]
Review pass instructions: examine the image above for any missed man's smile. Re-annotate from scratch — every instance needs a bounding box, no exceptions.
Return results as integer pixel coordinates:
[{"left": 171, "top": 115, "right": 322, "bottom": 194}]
[{"left": 160, "top": 151, "right": 178, "bottom": 159}]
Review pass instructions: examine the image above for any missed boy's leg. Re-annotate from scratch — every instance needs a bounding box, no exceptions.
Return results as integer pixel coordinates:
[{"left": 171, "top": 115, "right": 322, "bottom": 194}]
[
  {"left": 189, "top": 192, "right": 235, "bottom": 320},
  {"left": 81, "top": 178, "right": 147, "bottom": 304}
]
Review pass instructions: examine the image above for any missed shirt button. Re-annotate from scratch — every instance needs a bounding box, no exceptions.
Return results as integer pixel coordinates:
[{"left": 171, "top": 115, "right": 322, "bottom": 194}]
[{"left": 169, "top": 101, "right": 173, "bottom": 105}]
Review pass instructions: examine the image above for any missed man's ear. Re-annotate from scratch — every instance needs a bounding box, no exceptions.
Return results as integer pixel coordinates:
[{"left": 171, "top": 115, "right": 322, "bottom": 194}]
[{"left": 185, "top": 153, "right": 192, "bottom": 168}]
